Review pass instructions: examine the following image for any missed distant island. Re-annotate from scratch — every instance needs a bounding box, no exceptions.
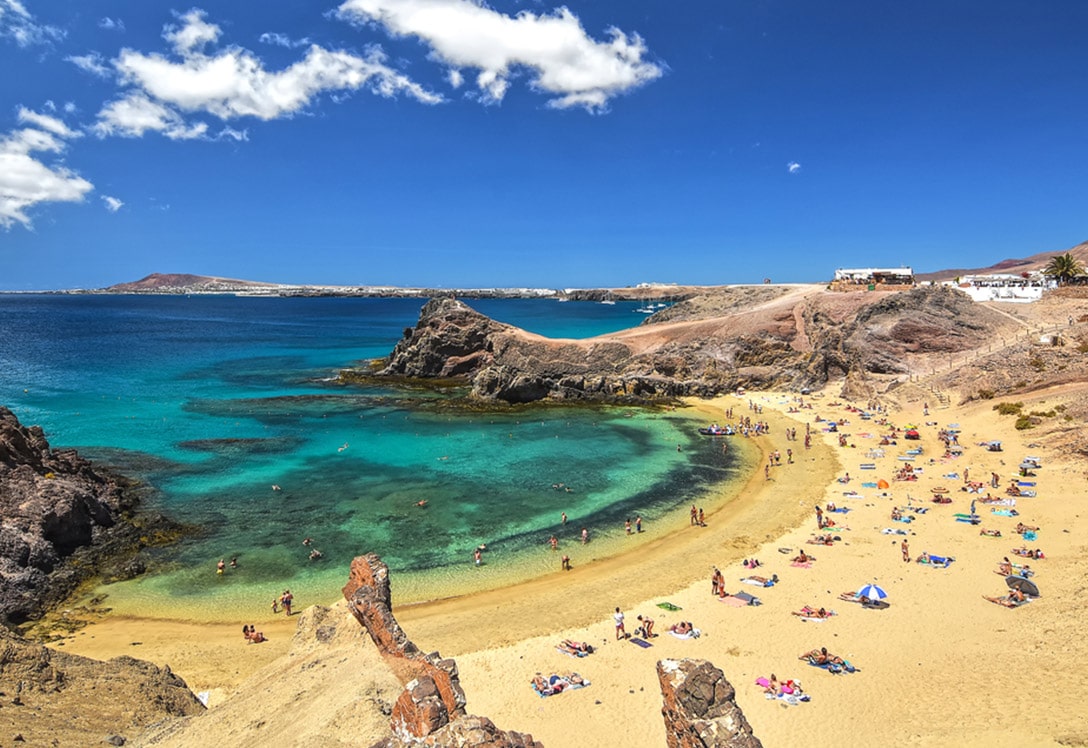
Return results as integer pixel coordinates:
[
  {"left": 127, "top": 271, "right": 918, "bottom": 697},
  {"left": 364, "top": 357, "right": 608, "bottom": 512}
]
[{"left": 48, "top": 239, "right": 1087, "bottom": 298}]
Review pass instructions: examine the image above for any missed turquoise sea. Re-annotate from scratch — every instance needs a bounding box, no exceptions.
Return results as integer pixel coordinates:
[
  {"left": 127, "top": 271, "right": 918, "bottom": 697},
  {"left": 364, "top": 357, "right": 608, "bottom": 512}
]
[{"left": 0, "top": 295, "right": 749, "bottom": 620}]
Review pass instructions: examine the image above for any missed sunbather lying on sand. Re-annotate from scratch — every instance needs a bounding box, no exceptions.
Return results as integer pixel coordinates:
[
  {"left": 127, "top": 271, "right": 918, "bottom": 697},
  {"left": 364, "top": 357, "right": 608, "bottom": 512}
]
[
  {"left": 998, "top": 557, "right": 1014, "bottom": 575},
  {"left": 557, "top": 640, "right": 594, "bottom": 656},
  {"left": 799, "top": 647, "right": 851, "bottom": 669},
  {"left": 792, "top": 606, "right": 833, "bottom": 619},
  {"left": 669, "top": 621, "right": 696, "bottom": 636},
  {"left": 756, "top": 674, "right": 803, "bottom": 696},
  {"left": 1013, "top": 547, "right": 1045, "bottom": 559},
  {"left": 980, "top": 528, "right": 1002, "bottom": 537},
  {"left": 916, "top": 552, "right": 953, "bottom": 566},
  {"left": 1014, "top": 522, "right": 1039, "bottom": 535},
  {"left": 740, "top": 574, "right": 778, "bottom": 587},
  {"left": 808, "top": 534, "right": 836, "bottom": 546},
  {"left": 791, "top": 550, "right": 811, "bottom": 564},
  {"left": 532, "top": 672, "right": 587, "bottom": 696},
  {"left": 984, "top": 589, "right": 1027, "bottom": 608}
]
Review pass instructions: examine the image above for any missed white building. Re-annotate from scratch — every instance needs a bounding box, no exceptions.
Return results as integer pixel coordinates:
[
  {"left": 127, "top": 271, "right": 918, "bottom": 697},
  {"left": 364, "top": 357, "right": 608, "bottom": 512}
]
[{"left": 948, "top": 274, "right": 1056, "bottom": 303}]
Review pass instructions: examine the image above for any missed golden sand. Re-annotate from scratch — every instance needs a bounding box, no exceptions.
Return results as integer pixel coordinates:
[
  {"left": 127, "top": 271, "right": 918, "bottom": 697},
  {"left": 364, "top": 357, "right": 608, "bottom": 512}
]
[{"left": 54, "top": 390, "right": 1088, "bottom": 747}]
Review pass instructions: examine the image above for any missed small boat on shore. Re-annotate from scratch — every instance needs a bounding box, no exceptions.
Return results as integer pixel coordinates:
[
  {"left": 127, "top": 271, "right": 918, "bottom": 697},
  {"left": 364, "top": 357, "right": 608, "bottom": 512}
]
[{"left": 698, "top": 425, "right": 734, "bottom": 436}]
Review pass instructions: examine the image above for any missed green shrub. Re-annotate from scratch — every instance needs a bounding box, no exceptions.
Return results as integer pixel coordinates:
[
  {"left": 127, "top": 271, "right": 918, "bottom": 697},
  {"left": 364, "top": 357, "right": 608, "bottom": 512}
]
[
  {"left": 1029, "top": 357, "right": 1046, "bottom": 371},
  {"left": 993, "top": 402, "right": 1023, "bottom": 416},
  {"left": 976, "top": 389, "right": 995, "bottom": 400},
  {"left": 1014, "top": 415, "right": 1035, "bottom": 430}
]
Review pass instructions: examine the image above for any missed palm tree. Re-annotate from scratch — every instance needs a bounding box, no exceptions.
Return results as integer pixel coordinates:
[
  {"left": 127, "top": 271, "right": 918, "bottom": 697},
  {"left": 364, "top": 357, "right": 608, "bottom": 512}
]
[{"left": 1043, "top": 252, "right": 1085, "bottom": 285}]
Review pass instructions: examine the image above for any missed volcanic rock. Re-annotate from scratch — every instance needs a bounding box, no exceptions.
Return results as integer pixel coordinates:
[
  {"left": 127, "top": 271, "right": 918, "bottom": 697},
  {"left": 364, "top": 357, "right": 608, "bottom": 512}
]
[{"left": 657, "top": 659, "right": 761, "bottom": 748}]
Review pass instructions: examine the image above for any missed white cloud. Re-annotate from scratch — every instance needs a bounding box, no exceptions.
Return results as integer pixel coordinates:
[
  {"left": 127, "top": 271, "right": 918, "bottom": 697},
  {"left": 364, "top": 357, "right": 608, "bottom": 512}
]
[
  {"left": 93, "top": 9, "right": 442, "bottom": 139},
  {"left": 101, "top": 195, "right": 123, "bottom": 212},
  {"left": 337, "top": 0, "right": 663, "bottom": 111},
  {"left": 447, "top": 68, "right": 463, "bottom": 88},
  {"left": 93, "top": 92, "right": 208, "bottom": 140},
  {"left": 787, "top": 161, "right": 801, "bottom": 174},
  {"left": 0, "top": 118, "right": 93, "bottom": 229},
  {"left": 17, "top": 106, "right": 80, "bottom": 139},
  {"left": 0, "top": 0, "right": 63, "bottom": 47},
  {"left": 67, "top": 52, "right": 112, "bottom": 78},
  {"left": 217, "top": 126, "right": 248, "bottom": 142},
  {"left": 99, "top": 17, "right": 125, "bottom": 32},
  {"left": 259, "top": 31, "right": 311, "bottom": 48}
]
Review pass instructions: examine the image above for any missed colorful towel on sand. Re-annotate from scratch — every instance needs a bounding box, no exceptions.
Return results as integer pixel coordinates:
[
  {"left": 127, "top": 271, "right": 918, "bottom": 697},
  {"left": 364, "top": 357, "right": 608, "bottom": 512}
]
[
  {"left": 860, "top": 482, "right": 878, "bottom": 488},
  {"left": 629, "top": 637, "right": 652, "bottom": 648},
  {"left": 859, "top": 463, "right": 876, "bottom": 470},
  {"left": 808, "top": 660, "right": 856, "bottom": 674},
  {"left": 657, "top": 602, "right": 681, "bottom": 611},
  {"left": 790, "top": 561, "right": 813, "bottom": 569},
  {"left": 719, "top": 596, "right": 747, "bottom": 607},
  {"left": 881, "top": 528, "right": 908, "bottom": 535},
  {"left": 668, "top": 628, "right": 701, "bottom": 640}
]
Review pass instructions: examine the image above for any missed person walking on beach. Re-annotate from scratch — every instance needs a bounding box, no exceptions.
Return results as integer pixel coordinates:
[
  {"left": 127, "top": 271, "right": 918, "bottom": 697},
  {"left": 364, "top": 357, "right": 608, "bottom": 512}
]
[
  {"left": 635, "top": 515, "right": 643, "bottom": 533},
  {"left": 698, "top": 508, "right": 705, "bottom": 526},
  {"left": 815, "top": 505, "right": 824, "bottom": 530},
  {"left": 787, "top": 448, "right": 793, "bottom": 464},
  {"left": 764, "top": 464, "right": 770, "bottom": 481},
  {"left": 901, "top": 539, "right": 910, "bottom": 563},
  {"left": 625, "top": 518, "right": 632, "bottom": 535},
  {"left": 561, "top": 554, "right": 571, "bottom": 571},
  {"left": 271, "top": 598, "right": 279, "bottom": 614},
  {"left": 613, "top": 607, "right": 626, "bottom": 639},
  {"left": 474, "top": 548, "right": 482, "bottom": 566},
  {"left": 690, "top": 505, "right": 698, "bottom": 526},
  {"left": 281, "top": 589, "right": 293, "bottom": 615}
]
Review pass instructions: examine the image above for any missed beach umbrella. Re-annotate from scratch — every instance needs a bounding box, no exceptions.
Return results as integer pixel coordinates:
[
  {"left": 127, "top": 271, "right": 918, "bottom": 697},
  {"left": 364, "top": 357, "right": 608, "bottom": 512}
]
[
  {"left": 1005, "top": 575, "right": 1040, "bottom": 598},
  {"left": 856, "top": 583, "right": 887, "bottom": 600}
]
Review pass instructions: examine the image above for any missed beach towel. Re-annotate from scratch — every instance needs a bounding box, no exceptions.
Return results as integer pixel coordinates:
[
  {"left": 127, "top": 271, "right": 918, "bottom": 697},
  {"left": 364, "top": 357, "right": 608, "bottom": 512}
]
[
  {"left": 808, "top": 660, "right": 856, "bottom": 674},
  {"left": 629, "top": 637, "right": 653, "bottom": 648},
  {"left": 944, "top": 473, "right": 959, "bottom": 479},
  {"left": 893, "top": 516, "right": 913, "bottom": 523},
  {"left": 719, "top": 595, "right": 747, "bottom": 607},
  {"left": 733, "top": 591, "right": 761, "bottom": 606},
  {"left": 1018, "top": 491, "right": 1037, "bottom": 498},
  {"left": 991, "top": 509, "right": 1018, "bottom": 517},
  {"left": 556, "top": 646, "right": 589, "bottom": 658},
  {"left": 797, "top": 616, "right": 828, "bottom": 623},
  {"left": 790, "top": 561, "right": 813, "bottom": 569},
  {"left": 829, "top": 507, "right": 851, "bottom": 513},
  {"left": 657, "top": 602, "right": 682, "bottom": 611},
  {"left": 842, "top": 491, "right": 863, "bottom": 498},
  {"left": 668, "top": 628, "right": 701, "bottom": 640},
  {"left": 860, "top": 463, "right": 876, "bottom": 470},
  {"left": 956, "top": 517, "right": 981, "bottom": 524},
  {"left": 919, "top": 554, "right": 953, "bottom": 567},
  {"left": 1018, "top": 481, "right": 1036, "bottom": 487},
  {"left": 1023, "top": 530, "right": 1037, "bottom": 541},
  {"left": 897, "top": 456, "right": 915, "bottom": 462},
  {"left": 772, "top": 692, "right": 811, "bottom": 705},
  {"left": 861, "top": 482, "right": 878, "bottom": 488},
  {"left": 881, "top": 528, "right": 908, "bottom": 535}
]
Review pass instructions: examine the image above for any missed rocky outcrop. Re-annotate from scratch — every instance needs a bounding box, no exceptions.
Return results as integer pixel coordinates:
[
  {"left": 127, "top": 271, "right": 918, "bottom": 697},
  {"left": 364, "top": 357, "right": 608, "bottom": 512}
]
[
  {"left": 0, "top": 407, "right": 179, "bottom": 626},
  {"left": 360, "top": 287, "right": 1016, "bottom": 404},
  {"left": 0, "top": 626, "right": 203, "bottom": 745},
  {"left": 657, "top": 659, "right": 762, "bottom": 748},
  {"left": 344, "top": 554, "right": 541, "bottom": 748}
]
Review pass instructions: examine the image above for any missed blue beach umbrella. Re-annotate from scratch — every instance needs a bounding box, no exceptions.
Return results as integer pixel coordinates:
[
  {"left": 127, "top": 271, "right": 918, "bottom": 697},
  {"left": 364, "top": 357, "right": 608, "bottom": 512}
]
[{"left": 856, "top": 583, "right": 887, "bottom": 600}]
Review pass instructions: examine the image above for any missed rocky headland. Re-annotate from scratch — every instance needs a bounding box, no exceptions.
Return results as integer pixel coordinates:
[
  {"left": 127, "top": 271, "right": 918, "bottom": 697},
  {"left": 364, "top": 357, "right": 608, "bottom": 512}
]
[
  {"left": 353, "top": 285, "right": 1038, "bottom": 404},
  {"left": 0, "top": 407, "right": 180, "bottom": 627}
]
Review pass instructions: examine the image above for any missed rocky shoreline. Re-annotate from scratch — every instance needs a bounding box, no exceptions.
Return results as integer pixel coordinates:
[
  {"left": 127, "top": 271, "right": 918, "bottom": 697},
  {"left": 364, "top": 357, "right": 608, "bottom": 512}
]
[{"left": 0, "top": 406, "right": 184, "bottom": 629}]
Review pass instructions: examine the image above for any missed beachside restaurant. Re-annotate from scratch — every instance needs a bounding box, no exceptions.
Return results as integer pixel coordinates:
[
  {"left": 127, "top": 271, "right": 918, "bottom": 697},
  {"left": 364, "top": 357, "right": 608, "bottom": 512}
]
[{"left": 830, "top": 267, "right": 915, "bottom": 291}]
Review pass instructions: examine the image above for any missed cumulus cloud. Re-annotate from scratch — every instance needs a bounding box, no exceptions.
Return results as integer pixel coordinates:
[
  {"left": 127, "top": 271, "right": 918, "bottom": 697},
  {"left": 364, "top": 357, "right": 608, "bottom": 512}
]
[
  {"left": 447, "top": 68, "right": 463, "bottom": 88},
  {"left": 101, "top": 195, "right": 123, "bottom": 212},
  {"left": 93, "top": 9, "right": 442, "bottom": 139},
  {"left": 0, "top": 111, "right": 93, "bottom": 229},
  {"left": 67, "top": 52, "right": 112, "bottom": 78},
  {"left": 98, "top": 17, "right": 125, "bottom": 32},
  {"left": 336, "top": 0, "right": 663, "bottom": 111},
  {"left": 259, "top": 31, "right": 311, "bottom": 48},
  {"left": 0, "top": 0, "right": 63, "bottom": 47},
  {"left": 787, "top": 161, "right": 801, "bottom": 174}
]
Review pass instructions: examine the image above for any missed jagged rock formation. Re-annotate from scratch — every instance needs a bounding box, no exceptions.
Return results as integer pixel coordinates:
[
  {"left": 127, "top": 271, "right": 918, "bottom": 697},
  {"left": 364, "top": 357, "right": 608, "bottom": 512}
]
[
  {"left": 343, "top": 554, "right": 542, "bottom": 748},
  {"left": 657, "top": 659, "right": 762, "bottom": 748},
  {"left": 0, "top": 626, "right": 203, "bottom": 745},
  {"left": 363, "top": 287, "right": 1017, "bottom": 404},
  {"left": 0, "top": 407, "right": 178, "bottom": 626}
]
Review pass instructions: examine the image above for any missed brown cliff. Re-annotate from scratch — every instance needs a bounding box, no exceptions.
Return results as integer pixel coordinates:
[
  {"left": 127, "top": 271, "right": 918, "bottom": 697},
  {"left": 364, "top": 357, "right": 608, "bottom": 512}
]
[
  {"left": 360, "top": 287, "right": 1017, "bottom": 403},
  {"left": 344, "top": 554, "right": 541, "bottom": 748},
  {"left": 0, "top": 407, "right": 180, "bottom": 626},
  {"left": 0, "top": 626, "right": 203, "bottom": 745},
  {"left": 657, "top": 659, "right": 762, "bottom": 748}
]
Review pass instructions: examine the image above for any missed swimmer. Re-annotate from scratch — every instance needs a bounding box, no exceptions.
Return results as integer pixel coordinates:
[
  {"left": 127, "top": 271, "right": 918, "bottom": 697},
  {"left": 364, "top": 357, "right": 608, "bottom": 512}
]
[
  {"left": 271, "top": 484, "right": 281, "bottom": 491},
  {"left": 416, "top": 500, "right": 428, "bottom": 507},
  {"left": 216, "top": 558, "right": 225, "bottom": 575}
]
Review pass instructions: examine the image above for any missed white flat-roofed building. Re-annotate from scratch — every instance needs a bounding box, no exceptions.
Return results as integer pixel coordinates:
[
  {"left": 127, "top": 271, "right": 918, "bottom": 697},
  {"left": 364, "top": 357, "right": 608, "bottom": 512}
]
[
  {"left": 949, "top": 273, "right": 1055, "bottom": 303},
  {"left": 831, "top": 267, "right": 914, "bottom": 290}
]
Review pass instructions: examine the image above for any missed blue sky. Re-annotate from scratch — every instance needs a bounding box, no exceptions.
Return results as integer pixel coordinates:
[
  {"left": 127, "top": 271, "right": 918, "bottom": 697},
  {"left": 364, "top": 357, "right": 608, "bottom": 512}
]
[{"left": 2, "top": 0, "right": 1086, "bottom": 290}]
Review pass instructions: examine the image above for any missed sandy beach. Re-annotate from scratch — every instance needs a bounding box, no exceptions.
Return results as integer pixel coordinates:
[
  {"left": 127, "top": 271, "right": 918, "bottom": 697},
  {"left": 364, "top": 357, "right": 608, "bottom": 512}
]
[{"left": 53, "top": 388, "right": 1088, "bottom": 747}]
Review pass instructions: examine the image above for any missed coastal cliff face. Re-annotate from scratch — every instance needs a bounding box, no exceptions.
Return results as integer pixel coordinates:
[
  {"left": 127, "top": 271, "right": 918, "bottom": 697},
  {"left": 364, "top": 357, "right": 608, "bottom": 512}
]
[
  {"left": 0, "top": 407, "right": 173, "bottom": 626},
  {"left": 657, "top": 659, "right": 762, "bottom": 748},
  {"left": 367, "top": 287, "right": 1016, "bottom": 403}
]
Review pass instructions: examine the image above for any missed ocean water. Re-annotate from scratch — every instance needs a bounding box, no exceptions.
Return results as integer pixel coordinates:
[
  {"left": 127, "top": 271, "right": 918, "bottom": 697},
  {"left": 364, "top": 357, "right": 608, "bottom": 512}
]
[{"left": 0, "top": 295, "right": 749, "bottom": 620}]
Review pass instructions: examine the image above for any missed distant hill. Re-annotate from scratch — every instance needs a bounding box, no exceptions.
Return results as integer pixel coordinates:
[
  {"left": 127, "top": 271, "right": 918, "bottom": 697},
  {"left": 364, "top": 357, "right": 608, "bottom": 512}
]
[
  {"left": 106, "top": 273, "right": 280, "bottom": 293},
  {"left": 917, "top": 240, "right": 1088, "bottom": 281}
]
